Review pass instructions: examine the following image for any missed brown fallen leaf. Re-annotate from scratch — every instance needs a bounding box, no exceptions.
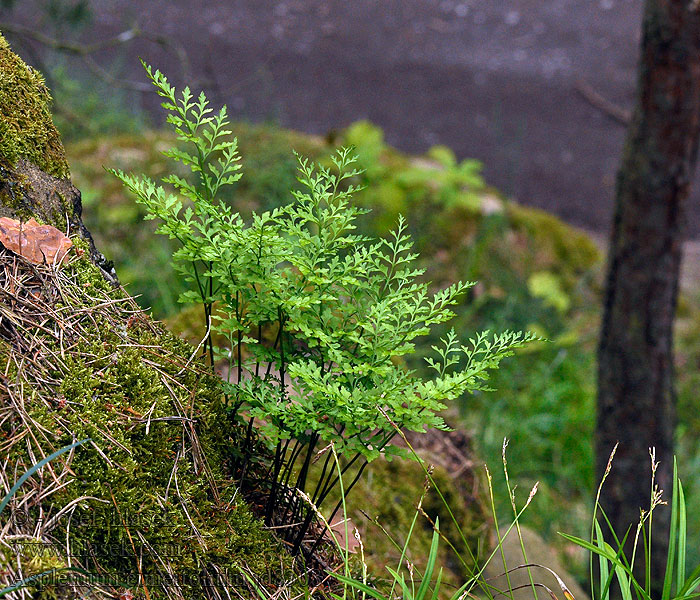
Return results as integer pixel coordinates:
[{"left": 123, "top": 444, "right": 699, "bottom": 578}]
[
  {"left": 0, "top": 217, "right": 72, "bottom": 265},
  {"left": 327, "top": 517, "right": 360, "bottom": 553}
]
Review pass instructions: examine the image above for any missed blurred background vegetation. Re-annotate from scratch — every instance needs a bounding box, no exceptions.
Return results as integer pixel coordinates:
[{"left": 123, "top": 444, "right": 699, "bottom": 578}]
[{"left": 5, "top": 0, "right": 700, "bottom": 589}]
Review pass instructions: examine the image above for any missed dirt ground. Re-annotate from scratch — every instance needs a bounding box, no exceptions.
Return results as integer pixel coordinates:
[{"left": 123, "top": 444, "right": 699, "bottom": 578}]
[{"left": 7, "top": 0, "right": 700, "bottom": 239}]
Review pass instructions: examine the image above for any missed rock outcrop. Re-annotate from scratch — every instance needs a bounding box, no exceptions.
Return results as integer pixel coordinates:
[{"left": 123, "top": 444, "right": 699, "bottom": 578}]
[
  {"left": 0, "top": 33, "right": 115, "bottom": 281},
  {"left": 0, "top": 33, "right": 286, "bottom": 600}
]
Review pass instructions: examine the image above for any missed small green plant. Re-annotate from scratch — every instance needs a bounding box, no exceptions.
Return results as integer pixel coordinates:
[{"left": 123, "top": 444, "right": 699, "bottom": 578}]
[
  {"left": 0, "top": 438, "right": 90, "bottom": 597},
  {"left": 328, "top": 434, "right": 575, "bottom": 600},
  {"left": 562, "top": 449, "right": 700, "bottom": 600},
  {"left": 111, "top": 62, "right": 535, "bottom": 557}
]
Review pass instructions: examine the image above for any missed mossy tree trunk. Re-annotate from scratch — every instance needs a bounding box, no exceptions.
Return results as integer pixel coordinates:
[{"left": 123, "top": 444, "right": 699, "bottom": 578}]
[{"left": 597, "top": 0, "right": 700, "bottom": 593}]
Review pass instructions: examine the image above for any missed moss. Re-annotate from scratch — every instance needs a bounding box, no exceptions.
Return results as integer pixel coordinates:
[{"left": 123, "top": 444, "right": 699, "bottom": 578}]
[
  {"left": 70, "top": 236, "right": 116, "bottom": 294},
  {"left": 0, "top": 34, "right": 70, "bottom": 179},
  {"left": 0, "top": 250, "right": 291, "bottom": 599},
  {"left": 352, "top": 457, "right": 488, "bottom": 588},
  {"left": 507, "top": 203, "right": 601, "bottom": 290},
  {"left": 0, "top": 160, "right": 34, "bottom": 220}
]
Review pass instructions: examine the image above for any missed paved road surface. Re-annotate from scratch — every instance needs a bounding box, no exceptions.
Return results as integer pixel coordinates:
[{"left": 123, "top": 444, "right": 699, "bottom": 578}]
[{"left": 11, "top": 0, "right": 700, "bottom": 237}]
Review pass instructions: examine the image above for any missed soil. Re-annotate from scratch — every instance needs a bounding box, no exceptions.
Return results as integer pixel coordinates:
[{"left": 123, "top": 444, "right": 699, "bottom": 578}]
[{"left": 8, "top": 1, "right": 700, "bottom": 239}]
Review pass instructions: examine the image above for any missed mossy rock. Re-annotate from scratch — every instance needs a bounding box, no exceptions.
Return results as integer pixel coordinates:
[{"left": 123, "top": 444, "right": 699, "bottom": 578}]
[
  {"left": 507, "top": 203, "right": 601, "bottom": 290},
  {"left": 307, "top": 429, "right": 493, "bottom": 592},
  {"left": 0, "top": 33, "right": 112, "bottom": 279},
  {"left": 0, "top": 39, "right": 293, "bottom": 599},
  {"left": 351, "top": 457, "right": 487, "bottom": 589},
  {"left": 0, "top": 33, "right": 68, "bottom": 179}
]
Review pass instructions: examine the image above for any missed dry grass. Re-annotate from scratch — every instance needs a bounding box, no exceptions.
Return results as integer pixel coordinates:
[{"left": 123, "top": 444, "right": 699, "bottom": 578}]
[{"left": 0, "top": 247, "right": 233, "bottom": 599}]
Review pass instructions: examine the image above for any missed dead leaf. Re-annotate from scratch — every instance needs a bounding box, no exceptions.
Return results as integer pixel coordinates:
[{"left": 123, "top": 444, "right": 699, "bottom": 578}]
[
  {"left": 327, "top": 518, "right": 360, "bottom": 553},
  {"left": 0, "top": 217, "right": 72, "bottom": 265}
]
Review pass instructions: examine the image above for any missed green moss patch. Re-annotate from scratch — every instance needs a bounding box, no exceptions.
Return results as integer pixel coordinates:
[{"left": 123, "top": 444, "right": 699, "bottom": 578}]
[
  {"left": 0, "top": 245, "right": 289, "bottom": 599},
  {"left": 0, "top": 34, "right": 69, "bottom": 179}
]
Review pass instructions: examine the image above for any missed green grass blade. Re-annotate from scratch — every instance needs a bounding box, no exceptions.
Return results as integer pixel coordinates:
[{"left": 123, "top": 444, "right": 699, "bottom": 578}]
[
  {"left": 450, "top": 577, "right": 480, "bottom": 600},
  {"left": 595, "top": 521, "right": 612, "bottom": 600},
  {"left": 678, "top": 556, "right": 700, "bottom": 596},
  {"left": 331, "top": 574, "right": 388, "bottom": 600},
  {"left": 415, "top": 518, "right": 440, "bottom": 600},
  {"left": 663, "top": 459, "right": 679, "bottom": 600},
  {"left": 677, "top": 479, "right": 686, "bottom": 594},
  {"left": 238, "top": 569, "right": 270, "bottom": 600},
  {"left": 560, "top": 533, "right": 619, "bottom": 561},
  {"left": 679, "top": 575, "right": 700, "bottom": 599},
  {"left": 387, "top": 567, "right": 413, "bottom": 600},
  {"left": 390, "top": 508, "right": 421, "bottom": 599},
  {"left": 680, "top": 562, "right": 700, "bottom": 596},
  {"left": 603, "top": 541, "right": 633, "bottom": 600},
  {"left": 643, "top": 520, "right": 651, "bottom": 598},
  {"left": 0, "top": 439, "right": 90, "bottom": 518},
  {"left": 598, "top": 506, "right": 635, "bottom": 572},
  {"left": 430, "top": 568, "right": 444, "bottom": 600}
]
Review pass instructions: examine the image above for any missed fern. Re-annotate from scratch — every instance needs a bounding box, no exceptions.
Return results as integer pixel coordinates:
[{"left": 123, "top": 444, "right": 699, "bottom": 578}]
[{"left": 111, "top": 62, "right": 537, "bottom": 557}]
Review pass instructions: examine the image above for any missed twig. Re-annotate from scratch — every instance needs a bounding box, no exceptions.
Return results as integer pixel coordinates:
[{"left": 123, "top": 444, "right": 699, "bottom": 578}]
[
  {"left": 0, "top": 21, "right": 192, "bottom": 86},
  {"left": 574, "top": 79, "right": 631, "bottom": 126}
]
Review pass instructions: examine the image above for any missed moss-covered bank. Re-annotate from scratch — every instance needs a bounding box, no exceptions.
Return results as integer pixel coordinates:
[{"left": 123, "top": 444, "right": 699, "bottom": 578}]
[
  {"left": 0, "top": 36, "right": 293, "bottom": 599},
  {"left": 0, "top": 247, "right": 289, "bottom": 599}
]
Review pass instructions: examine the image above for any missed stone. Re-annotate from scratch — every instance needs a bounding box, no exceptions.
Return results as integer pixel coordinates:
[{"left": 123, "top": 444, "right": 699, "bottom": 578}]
[
  {"left": 484, "top": 526, "right": 589, "bottom": 600},
  {"left": 0, "top": 33, "right": 116, "bottom": 282}
]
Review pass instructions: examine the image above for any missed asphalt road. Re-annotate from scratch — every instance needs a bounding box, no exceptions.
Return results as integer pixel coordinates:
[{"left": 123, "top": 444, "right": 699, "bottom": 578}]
[{"left": 12, "top": 1, "right": 700, "bottom": 237}]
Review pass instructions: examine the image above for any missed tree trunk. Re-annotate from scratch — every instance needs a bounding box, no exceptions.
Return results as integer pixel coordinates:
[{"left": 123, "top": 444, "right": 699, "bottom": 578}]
[{"left": 597, "top": 0, "right": 700, "bottom": 593}]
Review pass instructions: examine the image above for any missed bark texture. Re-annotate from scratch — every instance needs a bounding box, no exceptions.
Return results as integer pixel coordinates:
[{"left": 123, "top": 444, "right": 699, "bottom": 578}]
[{"left": 597, "top": 0, "right": 700, "bottom": 592}]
